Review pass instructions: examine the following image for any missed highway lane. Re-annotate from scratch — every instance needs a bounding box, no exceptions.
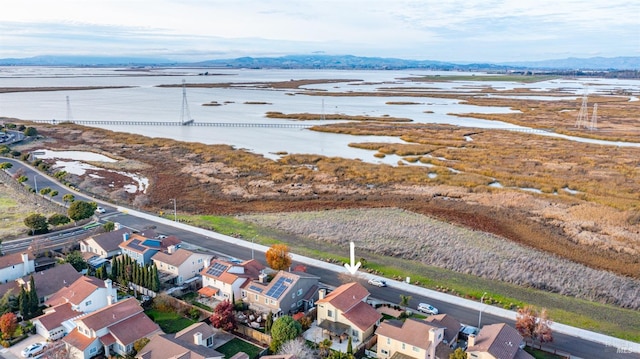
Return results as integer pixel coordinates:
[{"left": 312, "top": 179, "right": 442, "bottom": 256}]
[{"left": 108, "top": 212, "right": 639, "bottom": 359}]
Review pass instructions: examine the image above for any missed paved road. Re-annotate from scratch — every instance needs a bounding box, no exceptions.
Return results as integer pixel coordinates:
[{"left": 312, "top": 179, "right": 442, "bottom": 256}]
[
  {"left": 109, "top": 211, "right": 640, "bottom": 359},
  {"left": 2, "top": 157, "right": 639, "bottom": 359}
]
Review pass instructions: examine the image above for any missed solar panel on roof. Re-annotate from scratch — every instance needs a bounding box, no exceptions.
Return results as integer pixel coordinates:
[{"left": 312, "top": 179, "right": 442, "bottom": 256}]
[
  {"left": 266, "top": 276, "right": 292, "bottom": 299},
  {"left": 127, "top": 239, "right": 146, "bottom": 252},
  {"left": 206, "top": 262, "right": 229, "bottom": 277},
  {"left": 249, "top": 285, "right": 264, "bottom": 293}
]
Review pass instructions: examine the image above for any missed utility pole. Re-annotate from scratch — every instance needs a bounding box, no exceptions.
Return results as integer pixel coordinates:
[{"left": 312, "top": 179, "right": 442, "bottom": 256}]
[
  {"left": 169, "top": 198, "right": 177, "bottom": 221},
  {"left": 478, "top": 292, "right": 487, "bottom": 329}
]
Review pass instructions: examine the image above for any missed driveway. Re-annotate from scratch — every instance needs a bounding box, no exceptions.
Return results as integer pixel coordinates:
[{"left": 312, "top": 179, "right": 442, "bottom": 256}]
[{"left": 0, "top": 334, "right": 46, "bottom": 359}]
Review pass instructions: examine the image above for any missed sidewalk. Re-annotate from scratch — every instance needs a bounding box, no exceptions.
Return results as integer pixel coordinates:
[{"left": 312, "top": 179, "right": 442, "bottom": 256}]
[{"left": 119, "top": 206, "right": 640, "bottom": 355}]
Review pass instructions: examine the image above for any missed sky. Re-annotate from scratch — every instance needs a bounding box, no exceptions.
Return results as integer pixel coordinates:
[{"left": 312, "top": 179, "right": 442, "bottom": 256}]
[{"left": 1, "top": 0, "right": 638, "bottom": 63}]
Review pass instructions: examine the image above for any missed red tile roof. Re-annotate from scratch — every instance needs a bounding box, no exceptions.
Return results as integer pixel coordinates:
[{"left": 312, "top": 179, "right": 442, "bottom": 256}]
[
  {"left": 198, "top": 286, "right": 219, "bottom": 297},
  {"left": 342, "top": 301, "right": 381, "bottom": 331},
  {"left": 45, "top": 276, "right": 106, "bottom": 307},
  {"left": 63, "top": 327, "right": 98, "bottom": 351},
  {"left": 317, "top": 282, "right": 369, "bottom": 312},
  {"left": 35, "top": 303, "right": 81, "bottom": 331},
  {"left": 468, "top": 323, "right": 532, "bottom": 359},
  {"left": 78, "top": 297, "right": 142, "bottom": 331},
  {"left": 0, "top": 252, "right": 33, "bottom": 269},
  {"left": 376, "top": 318, "right": 440, "bottom": 350},
  {"left": 108, "top": 312, "right": 161, "bottom": 346},
  {"left": 152, "top": 248, "right": 195, "bottom": 268},
  {"left": 99, "top": 333, "right": 117, "bottom": 346}
]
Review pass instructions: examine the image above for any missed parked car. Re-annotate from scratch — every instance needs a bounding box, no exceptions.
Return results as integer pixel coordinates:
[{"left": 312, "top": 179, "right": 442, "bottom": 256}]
[
  {"left": 368, "top": 278, "right": 387, "bottom": 287},
  {"left": 417, "top": 303, "right": 439, "bottom": 314},
  {"left": 95, "top": 206, "right": 106, "bottom": 214},
  {"left": 21, "top": 342, "right": 46, "bottom": 357}
]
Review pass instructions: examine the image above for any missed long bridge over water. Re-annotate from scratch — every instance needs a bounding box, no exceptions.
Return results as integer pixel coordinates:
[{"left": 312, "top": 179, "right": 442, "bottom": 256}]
[{"left": 30, "top": 119, "right": 554, "bottom": 133}]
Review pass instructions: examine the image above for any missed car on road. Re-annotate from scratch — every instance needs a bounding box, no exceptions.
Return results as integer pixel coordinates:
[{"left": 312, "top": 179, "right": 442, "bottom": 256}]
[
  {"left": 21, "top": 342, "right": 47, "bottom": 357},
  {"left": 368, "top": 278, "right": 387, "bottom": 287},
  {"left": 417, "top": 303, "right": 439, "bottom": 314},
  {"left": 95, "top": 206, "right": 106, "bottom": 214}
]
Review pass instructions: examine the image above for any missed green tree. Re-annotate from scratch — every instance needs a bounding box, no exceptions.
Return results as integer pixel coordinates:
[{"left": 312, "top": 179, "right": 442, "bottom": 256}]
[
  {"left": 399, "top": 294, "right": 412, "bottom": 308},
  {"left": 0, "top": 290, "right": 17, "bottom": 315},
  {"left": 346, "top": 336, "right": 352, "bottom": 355},
  {"left": 95, "top": 266, "right": 106, "bottom": 280},
  {"left": 68, "top": 200, "right": 97, "bottom": 222},
  {"left": 65, "top": 251, "right": 88, "bottom": 271},
  {"left": 318, "top": 338, "right": 333, "bottom": 358},
  {"left": 265, "top": 310, "right": 274, "bottom": 334},
  {"left": 103, "top": 221, "right": 115, "bottom": 232},
  {"left": 270, "top": 315, "right": 302, "bottom": 352},
  {"left": 49, "top": 190, "right": 58, "bottom": 199},
  {"left": 151, "top": 264, "right": 160, "bottom": 291},
  {"left": 449, "top": 348, "right": 467, "bottom": 359},
  {"left": 18, "top": 286, "right": 28, "bottom": 319},
  {"left": 28, "top": 275, "right": 39, "bottom": 316},
  {"left": 39, "top": 187, "right": 52, "bottom": 196},
  {"left": 48, "top": 213, "right": 71, "bottom": 226},
  {"left": 24, "top": 213, "right": 48, "bottom": 235},
  {"left": 23, "top": 127, "right": 37, "bottom": 137},
  {"left": 0, "top": 162, "right": 12, "bottom": 169},
  {"left": 327, "top": 351, "right": 354, "bottom": 359},
  {"left": 62, "top": 193, "right": 75, "bottom": 205}
]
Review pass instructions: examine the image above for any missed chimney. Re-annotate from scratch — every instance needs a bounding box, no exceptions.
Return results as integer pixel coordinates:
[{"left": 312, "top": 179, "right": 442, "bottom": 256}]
[
  {"left": 105, "top": 279, "right": 115, "bottom": 305},
  {"left": 258, "top": 272, "right": 267, "bottom": 284},
  {"left": 21, "top": 253, "right": 30, "bottom": 276},
  {"left": 318, "top": 288, "right": 326, "bottom": 300},
  {"left": 122, "top": 233, "right": 130, "bottom": 242},
  {"left": 167, "top": 245, "right": 176, "bottom": 254},
  {"left": 194, "top": 332, "right": 203, "bottom": 346},
  {"left": 468, "top": 334, "right": 476, "bottom": 348}
]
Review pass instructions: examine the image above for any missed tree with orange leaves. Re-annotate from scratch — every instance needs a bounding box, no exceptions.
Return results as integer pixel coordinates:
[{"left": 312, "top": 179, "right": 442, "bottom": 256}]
[{"left": 266, "top": 244, "right": 292, "bottom": 271}]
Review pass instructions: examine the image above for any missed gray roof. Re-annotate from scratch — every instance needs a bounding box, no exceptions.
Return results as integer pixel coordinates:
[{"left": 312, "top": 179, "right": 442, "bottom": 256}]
[
  {"left": 22, "top": 263, "right": 82, "bottom": 299},
  {"left": 89, "top": 228, "right": 132, "bottom": 253}
]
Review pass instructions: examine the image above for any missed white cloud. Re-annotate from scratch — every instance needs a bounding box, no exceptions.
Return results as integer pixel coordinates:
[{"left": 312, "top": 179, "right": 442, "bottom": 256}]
[{"left": 0, "top": 0, "right": 637, "bottom": 62}]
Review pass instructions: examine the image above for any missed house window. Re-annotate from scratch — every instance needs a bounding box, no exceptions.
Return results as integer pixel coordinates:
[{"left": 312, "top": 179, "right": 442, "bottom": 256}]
[
  {"left": 206, "top": 336, "right": 213, "bottom": 347},
  {"left": 386, "top": 338, "right": 390, "bottom": 345},
  {"left": 352, "top": 329, "right": 359, "bottom": 337},
  {"left": 327, "top": 310, "right": 333, "bottom": 318},
  {"left": 380, "top": 349, "right": 389, "bottom": 355},
  {"left": 85, "top": 300, "right": 92, "bottom": 306},
  {"left": 265, "top": 298, "right": 268, "bottom": 304},
  {"left": 292, "top": 292, "right": 296, "bottom": 299},
  {"left": 90, "top": 347, "right": 97, "bottom": 354},
  {"left": 241, "top": 290, "right": 246, "bottom": 297},
  {"left": 255, "top": 294, "right": 259, "bottom": 301},
  {"left": 413, "top": 346, "right": 419, "bottom": 352},
  {"left": 270, "top": 299, "right": 275, "bottom": 304},
  {"left": 402, "top": 343, "right": 405, "bottom": 350},
  {"left": 438, "top": 333, "right": 442, "bottom": 339},
  {"left": 297, "top": 288, "right": 303, "bottom": 296}
]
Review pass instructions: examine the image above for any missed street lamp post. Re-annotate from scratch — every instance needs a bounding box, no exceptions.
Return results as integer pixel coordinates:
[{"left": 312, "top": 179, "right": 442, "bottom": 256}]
[
  {"left": 478, "top": 291, "right": 487, "bottom": 329},
  {"left": 169, "top": 198, "right": 177, "bottom": 222}
]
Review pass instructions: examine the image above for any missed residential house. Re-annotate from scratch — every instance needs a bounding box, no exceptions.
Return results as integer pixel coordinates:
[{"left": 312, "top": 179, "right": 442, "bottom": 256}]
[
  {"left": 152, "top": 247, "right": 212, "bottom": 285},
  {"left": 242, "top": 270, "right": 320, "bottom": 316},
  {"left": 80, "top": 228, "right": 132, "bottom": 259},
  {"left": 466, "top": 323, "right": 533, "bottom": 359},
  {"left": 199, "top": 259, "right": 264, "bottom": 302},
  {"left": 34, "top": 278, "right": 118, "bottom": 340},
  {"left": 119, "top": 233, "right": 181, "bottom": 265},
  {"left": 17, "top": 263, "right": 82, "bottom": 304},
  {"left": 32, "top": 302, "right": 82, "bottom": 340},
  {"left": 425, "top": 313, "right": 462, "bottom": 348},
  {"left": 375, "top": 318, "right": 445, "bottom": 359},
  {"left": 316, "top": 282, "right": 381, "bottom": 343},
  {"left": 136, "top": 322, "right": 223, "bottom": 359},
  {"left": 45, "top": 277, "right": 117, "bottom": 313},
  {"left": 0, "top": 252, "right": 35, "bottom": 283},
  {"left": 62, "top": 297, "right": 162, "bottom": 359}
]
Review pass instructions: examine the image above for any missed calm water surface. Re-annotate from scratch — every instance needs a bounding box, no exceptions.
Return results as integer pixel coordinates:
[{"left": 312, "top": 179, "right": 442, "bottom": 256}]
[{"left": 1, "top": 67, "right": 639, "bottom": 163}]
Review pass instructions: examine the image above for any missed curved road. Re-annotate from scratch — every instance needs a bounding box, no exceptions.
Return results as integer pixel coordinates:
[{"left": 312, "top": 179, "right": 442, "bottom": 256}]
[{"left": 1, "top": 157, "right": 638, "bottom": 359}]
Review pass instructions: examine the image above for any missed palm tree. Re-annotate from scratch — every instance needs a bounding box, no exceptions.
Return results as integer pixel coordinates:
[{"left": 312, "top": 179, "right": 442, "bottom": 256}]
[
  {"left": 399, "top": 294, "right": 412, "bottom": 308},
  {"left": 318, "top": 338, "right": 333, "bottom": 358}
]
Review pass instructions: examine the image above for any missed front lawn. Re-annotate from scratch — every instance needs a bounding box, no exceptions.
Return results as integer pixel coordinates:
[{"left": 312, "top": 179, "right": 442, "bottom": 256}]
[
  {"left": 145, "top": 309, "right": 197, "bottom": 333},
  {"left": 216, "top": 338, "right": 263, "bottom": 359}
]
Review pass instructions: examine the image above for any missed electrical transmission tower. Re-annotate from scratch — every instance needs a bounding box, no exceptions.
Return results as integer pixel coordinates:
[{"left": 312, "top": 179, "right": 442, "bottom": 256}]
[
  {"left": 575, "top": 91, "right": 589, "bottom": 128},
  {"left": 589, "top": 103, "right": 598, "bottom": 130},
  {"left": 66, "top": 96, "right": 73, "bottom": 122},
  {"left": 180, "top": 79, "right": 193, "bottom": 125}
]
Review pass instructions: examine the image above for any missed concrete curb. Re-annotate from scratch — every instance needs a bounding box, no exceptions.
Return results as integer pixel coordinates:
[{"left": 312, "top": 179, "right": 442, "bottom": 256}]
[{"left": 117, "top": 206, "right": 640, "bottom": 354}]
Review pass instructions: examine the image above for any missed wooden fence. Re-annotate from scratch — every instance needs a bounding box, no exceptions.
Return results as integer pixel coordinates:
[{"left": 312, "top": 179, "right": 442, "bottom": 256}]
[{"left": 236, "top": 324, "right": 272, "bottom": 346}]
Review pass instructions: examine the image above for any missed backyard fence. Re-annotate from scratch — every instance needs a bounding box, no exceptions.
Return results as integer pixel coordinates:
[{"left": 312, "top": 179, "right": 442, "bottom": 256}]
[{"left": 236, "top": 324, "right": 272, "bottom": 346}]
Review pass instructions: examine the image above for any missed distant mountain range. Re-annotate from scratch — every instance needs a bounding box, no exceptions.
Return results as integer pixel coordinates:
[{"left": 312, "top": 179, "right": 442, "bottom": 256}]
[{"left": 1, "top": 54, "right": 639, "bottom": 71}]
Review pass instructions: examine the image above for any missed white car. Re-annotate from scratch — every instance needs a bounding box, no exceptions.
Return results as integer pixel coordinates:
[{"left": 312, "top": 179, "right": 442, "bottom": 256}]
[
  {"left": 368, "top": 278, "right": 387, "bottom": 287},
  {"left": 95, "top": 206, "right": 106, "bottom": 214},
  {"left": 417, "top": 303, "right": 439, "bottom": 314},
  {"left": 21, "top": 342, "right": 46, "bottom": 357}
]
